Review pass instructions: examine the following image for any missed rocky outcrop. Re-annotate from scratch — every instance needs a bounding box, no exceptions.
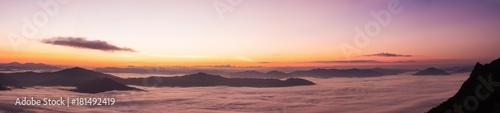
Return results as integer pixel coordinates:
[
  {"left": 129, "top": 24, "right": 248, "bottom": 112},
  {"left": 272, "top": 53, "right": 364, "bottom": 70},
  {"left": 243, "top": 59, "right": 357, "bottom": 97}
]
[{"left": 428, "top": 58, "right": 500, "bottom": 113}]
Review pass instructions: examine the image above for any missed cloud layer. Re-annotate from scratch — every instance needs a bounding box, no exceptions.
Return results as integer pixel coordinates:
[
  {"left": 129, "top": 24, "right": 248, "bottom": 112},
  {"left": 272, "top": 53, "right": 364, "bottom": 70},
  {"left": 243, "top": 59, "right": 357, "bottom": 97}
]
[
  {"left": 365, "top": 52, "right": 412, "bottom": 57},
  {"left": 0, "top": 73, "right": 470, "bottom": 113},
  {"left": 41, "top": 37, "right": 135, "bottom": 52}
]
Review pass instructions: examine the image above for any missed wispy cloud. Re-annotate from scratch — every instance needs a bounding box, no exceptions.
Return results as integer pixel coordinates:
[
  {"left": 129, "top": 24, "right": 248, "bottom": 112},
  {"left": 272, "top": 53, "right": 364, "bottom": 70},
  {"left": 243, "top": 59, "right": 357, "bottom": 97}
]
[
  {"left": 364, "top": 52, "right": 412, "bottom": 57},
  {"left": 41, "top": 37, "right": 135, "bottom": 52},
  {"left": 393, "top": 60, "right": 417, "bottom": 63}
]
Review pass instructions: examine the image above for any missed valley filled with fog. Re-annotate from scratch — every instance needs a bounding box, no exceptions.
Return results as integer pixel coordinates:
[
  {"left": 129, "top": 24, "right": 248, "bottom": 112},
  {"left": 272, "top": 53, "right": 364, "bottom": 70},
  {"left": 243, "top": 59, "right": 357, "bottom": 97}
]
[{"left": 0, "top": 73, "right": 469, "bottom": 113}]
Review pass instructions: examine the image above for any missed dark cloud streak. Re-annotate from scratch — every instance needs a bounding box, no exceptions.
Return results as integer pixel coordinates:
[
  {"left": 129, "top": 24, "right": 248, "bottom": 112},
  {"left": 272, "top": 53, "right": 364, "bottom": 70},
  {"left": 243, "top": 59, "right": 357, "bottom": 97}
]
[
  {"left": 308, "top": 60, "right": 417, "bottom": 64},
  {"left": 41, "top": 37, "right": 135, "bottom": 52},
  {"left": 393, "top": 60, "right": 417, "bottom": 63},
  {"left": 311, "top": 60, "right": 381, "bottom": 63},
  {"left": 364, "top": 52, "right": 412, "bottom": 57}
]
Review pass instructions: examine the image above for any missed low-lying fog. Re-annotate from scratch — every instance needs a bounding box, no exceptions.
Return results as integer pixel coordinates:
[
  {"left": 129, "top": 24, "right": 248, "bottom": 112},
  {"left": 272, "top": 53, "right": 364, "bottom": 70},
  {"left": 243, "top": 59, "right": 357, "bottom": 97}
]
[{"left": 0, "top": 73, "right": 469, "bottom": 113}]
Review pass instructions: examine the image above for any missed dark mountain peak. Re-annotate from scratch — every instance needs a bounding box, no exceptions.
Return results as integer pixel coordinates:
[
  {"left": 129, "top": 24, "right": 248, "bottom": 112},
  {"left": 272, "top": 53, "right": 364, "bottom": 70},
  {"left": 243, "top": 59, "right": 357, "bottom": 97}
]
[
  {"left": 55, "top": 67, "right": 95, "bottom": 74},
  {"left": 413, "top": 67, "right": 450, "bottom": 75},
  {"left": 428, "top": 58, "right": 500, "bottom": 113},
  {"left": 240, "top": 70, "right": 262, "bottom": 73},
  {"left": 427, "top": 67, "right": 439, "bottom": 70},
  {"left": 72, "top": 77, "right": 142, "bottom": 94},
  {"left": 64, "top": 67, "right": 88, "bottom": 71},
  {"left": 284, "top": 78, "right": 315, "bottom": 85},
  {"left": 266, "top": 70, "right": 286, "bottom": 74},
  {"left": 267, "top": 70, "right": 281, "bottom": 73},
  {"left": 35, "top": 67, "right": 123, "bottom": 86},
  {"left": 310, "top": 68, "right": 336, "bottom": 72},
  {"left": 182, "top": 72, "right": 224, "bottom": 79},
  {"left": 311, "top": 68, "right": 326, "bottom": 71},
  {"left": 190, "top": 72, "right": 211, "bottom": 76},
  {"left": 0, "top": 74, "right": 21, "bottom": 88},
  {"left": 196, "top": 72, "right": 208, "bottom": 74},
  {"left": 7, "top": 62, "right": 21, "bottom": 65}
]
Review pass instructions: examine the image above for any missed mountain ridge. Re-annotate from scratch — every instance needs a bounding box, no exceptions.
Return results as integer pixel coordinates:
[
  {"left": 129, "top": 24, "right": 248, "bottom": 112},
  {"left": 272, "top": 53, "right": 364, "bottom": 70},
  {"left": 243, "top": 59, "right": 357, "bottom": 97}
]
[
  {"left": 428, "top": 58, "right": 500, "bottom": 113},
  {"left": 0, "top": 62, "right": 61, "bottom": 70},
  {"left": 413, "top": 67, "right": 451, "bottom": 75}
]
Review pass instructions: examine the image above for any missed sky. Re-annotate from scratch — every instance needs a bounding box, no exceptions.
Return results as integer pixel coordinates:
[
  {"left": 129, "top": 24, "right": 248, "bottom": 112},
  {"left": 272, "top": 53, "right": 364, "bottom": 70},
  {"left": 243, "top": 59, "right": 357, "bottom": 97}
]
[{"left": 0, "top": 0, "right": 499, "bottom": 68}]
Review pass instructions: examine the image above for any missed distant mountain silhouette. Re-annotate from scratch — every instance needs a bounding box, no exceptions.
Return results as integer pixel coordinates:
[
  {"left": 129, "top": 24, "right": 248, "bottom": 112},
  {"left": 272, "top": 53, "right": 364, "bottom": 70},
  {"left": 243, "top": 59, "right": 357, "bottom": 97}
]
[
  {"left": 0, "top": 62, "right": 61, "bottom": 70},
  {"left": 0, "top": 85, "right": 8, "bottom": 90},
  {"left": 289, "top": 68, "right": 386, "bottom": 78},
  {"left": 94, "top": 67, "right": 231, "bottom": 75},
  {"left": 230, "top": 68, "right": 400, "bottom": 79},
  {"left": 124, "top": 73, "right": 315, "bottom": 87},
  {"left": 229, "top": 70, "right": 289, "bottom": 78},
  {"left": 440, "top": 65, "right": 474, "bottom": 74},
  {"left": 0, "top": 74, "right": 21, "bottom": 88},
  {"left": 428, "top": 58, "right": 500, "bottom": 113},
  {"left": 5, "top": 67, "right": 124, "bottom": 87},
  {"left": 4, "top": 68, "right": 314, "bottom": 90},
  {"left": 371, "top": 68, "right": 411, "bottom": 75},
  {"left": 266, "top": 70, "right": 289, "bottom": 78},
  {"left": 4, "top": 71, "right": 58, "bottom": 87},
  {"left": 37, "top": 67, "right": 124, "bottom": 86},
  {"left": 230, "top": 70, "right": 266, "bottom": 78},
  {"left": 0, "top": 73, "right": 21, "bottom": 91},
  {"left": 72, "top": 78, "right": 143, "bottom": 93},
  {"left": 451, "top": 68, "right": 474, "bottom": 74},
  {"left": 413, "top": 67, "right": 450, "bottom": 75},
  {"left": 0, "top": 69, "right": 14, "bottom": 71},
  {"left": 94, "top": 67, "right": 149, "bottom": 74}
]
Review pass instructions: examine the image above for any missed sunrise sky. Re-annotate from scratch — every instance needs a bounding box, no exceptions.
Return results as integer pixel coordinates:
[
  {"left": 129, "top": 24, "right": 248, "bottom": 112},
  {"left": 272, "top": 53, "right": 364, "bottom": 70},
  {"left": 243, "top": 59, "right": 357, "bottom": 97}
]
[{"left": 1, "top": 0, "right": 499, "bottom": 67}]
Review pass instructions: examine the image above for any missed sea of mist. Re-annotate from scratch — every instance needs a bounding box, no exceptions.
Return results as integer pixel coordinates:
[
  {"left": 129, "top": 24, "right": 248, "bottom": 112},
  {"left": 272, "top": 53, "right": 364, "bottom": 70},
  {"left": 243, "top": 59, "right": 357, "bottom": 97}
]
[{"left": 0, "top": 73, "right": 469, "bottom": 113}]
